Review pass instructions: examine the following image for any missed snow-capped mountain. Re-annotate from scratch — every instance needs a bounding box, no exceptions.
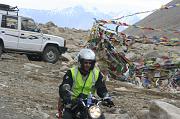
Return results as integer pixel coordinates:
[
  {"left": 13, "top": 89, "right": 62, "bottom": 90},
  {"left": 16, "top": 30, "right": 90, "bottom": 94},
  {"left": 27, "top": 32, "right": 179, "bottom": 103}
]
[{"left": 19, "top": 6, "right": 140, "bottom": 30}]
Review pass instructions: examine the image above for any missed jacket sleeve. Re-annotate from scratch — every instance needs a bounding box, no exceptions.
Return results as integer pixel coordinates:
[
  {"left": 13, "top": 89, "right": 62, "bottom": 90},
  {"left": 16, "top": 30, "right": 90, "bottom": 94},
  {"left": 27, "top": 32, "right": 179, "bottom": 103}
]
[
  {"left": 59, "top": 70, "right": 73, "bottom": 99},
  {"left": 95, "top": 72, "right": 108, "bottom": 98}
]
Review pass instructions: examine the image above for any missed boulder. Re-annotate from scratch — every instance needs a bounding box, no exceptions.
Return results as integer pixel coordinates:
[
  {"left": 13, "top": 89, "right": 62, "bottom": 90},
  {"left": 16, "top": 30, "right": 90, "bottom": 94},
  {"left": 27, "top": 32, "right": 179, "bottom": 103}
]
[
  {"left": 61, "top": 53, "right": 73, "bottom": 62},
  {"left": 149, "top": 100, "right": 180, "bottom": 119}
]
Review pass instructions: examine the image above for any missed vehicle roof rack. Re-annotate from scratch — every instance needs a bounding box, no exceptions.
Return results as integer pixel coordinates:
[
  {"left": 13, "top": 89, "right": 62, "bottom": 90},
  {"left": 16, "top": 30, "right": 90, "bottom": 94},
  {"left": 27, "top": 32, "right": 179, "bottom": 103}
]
[{"left": 0, "top": 4, "right": 19, "bottom": 16}]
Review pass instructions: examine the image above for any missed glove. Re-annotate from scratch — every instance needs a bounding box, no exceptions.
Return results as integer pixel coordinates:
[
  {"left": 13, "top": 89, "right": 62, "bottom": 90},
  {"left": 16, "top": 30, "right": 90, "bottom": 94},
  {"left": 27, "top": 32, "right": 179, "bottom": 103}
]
[
  {"left": 63, "top": 94, "right": 72, "bottom": 109},
  {"left": 65, "top": 103, "right": 72, "bottom": 109},
  {"left": 64, "top": 100, "right": 72, "bottom": 112},
  {"left": 103, "top": 97, "right": 115, "bottom": 108}
]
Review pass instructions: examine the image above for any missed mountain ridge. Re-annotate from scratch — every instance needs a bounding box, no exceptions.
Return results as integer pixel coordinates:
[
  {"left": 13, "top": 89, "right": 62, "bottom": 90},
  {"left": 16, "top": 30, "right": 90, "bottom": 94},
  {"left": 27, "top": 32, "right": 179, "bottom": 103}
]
[
  {"left": 123, "top": 0, "right": 180, "bottom": 39},
  {"left": 19, "top": 5, "right": 140, "bottom": 30}
]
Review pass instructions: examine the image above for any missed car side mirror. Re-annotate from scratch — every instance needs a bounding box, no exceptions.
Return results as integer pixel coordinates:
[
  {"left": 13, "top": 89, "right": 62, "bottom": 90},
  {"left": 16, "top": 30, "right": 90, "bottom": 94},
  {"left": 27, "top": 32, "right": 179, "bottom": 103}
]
[{"left": 34, "top": 28, "right": 41, "bottom": 33}]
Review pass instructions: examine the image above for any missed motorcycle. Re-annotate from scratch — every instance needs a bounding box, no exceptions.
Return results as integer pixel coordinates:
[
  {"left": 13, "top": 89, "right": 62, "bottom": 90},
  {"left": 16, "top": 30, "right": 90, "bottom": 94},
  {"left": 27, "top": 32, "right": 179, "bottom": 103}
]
[{"left": 58, "top": 84, "right": 110, "bottom": 119}]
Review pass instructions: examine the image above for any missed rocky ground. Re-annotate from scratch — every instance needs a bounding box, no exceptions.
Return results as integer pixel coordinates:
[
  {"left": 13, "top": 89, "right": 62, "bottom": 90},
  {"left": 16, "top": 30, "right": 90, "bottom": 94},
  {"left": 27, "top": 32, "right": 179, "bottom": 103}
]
[
  {"left": 0, "top": 23, "right": 180, "bottom": 119},
  {"left": 0, "top": 53, "right": 180, "bottom": 119}
]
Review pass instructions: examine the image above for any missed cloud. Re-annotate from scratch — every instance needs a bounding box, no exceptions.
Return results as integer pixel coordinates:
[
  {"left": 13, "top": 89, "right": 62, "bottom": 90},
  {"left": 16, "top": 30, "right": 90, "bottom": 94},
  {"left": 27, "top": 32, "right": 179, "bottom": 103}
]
[{"left": 0, "top": 0, "right": 172, "bottom": 12}]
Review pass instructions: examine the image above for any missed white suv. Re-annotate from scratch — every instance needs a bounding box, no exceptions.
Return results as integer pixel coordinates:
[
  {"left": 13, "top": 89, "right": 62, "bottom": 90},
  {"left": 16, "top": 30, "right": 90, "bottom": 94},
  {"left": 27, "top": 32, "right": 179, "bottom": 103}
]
[{"left": 0, "top": 4, "right": 67, "bottom": 63}]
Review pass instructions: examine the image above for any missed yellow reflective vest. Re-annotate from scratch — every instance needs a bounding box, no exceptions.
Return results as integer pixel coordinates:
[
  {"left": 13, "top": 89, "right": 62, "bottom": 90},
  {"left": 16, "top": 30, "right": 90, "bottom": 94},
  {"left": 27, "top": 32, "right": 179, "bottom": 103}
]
[{"left": 70, "top": 66, "right": 100, "bottom": 99}]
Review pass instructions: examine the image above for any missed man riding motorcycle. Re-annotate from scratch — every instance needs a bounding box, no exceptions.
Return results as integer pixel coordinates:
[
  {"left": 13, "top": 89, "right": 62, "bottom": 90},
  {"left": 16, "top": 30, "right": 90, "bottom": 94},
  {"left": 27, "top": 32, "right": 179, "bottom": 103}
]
[{"left": 58, "top": 48, "right": 114, "bottom": 119}]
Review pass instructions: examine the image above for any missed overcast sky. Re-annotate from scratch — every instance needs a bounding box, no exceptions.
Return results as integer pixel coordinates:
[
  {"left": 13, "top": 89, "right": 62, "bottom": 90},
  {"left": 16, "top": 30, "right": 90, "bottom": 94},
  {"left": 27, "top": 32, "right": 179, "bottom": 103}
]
[{"left": 0, "top": 0, "right": 172, "bottom": 13}]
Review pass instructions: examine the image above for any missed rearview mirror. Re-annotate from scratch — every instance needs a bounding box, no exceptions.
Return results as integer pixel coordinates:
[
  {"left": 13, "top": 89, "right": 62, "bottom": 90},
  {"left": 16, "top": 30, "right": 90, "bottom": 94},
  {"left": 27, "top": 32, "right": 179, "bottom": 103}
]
[{"left": 34, "top": 28, "right": 41, "bottom": 33}]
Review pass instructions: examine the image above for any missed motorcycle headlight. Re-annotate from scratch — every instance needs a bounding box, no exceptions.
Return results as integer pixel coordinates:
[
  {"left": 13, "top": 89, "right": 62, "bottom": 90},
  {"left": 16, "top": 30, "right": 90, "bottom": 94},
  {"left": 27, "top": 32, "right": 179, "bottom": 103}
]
[{"left": 88, "top": 106, "right": 101, "bottom": 119}]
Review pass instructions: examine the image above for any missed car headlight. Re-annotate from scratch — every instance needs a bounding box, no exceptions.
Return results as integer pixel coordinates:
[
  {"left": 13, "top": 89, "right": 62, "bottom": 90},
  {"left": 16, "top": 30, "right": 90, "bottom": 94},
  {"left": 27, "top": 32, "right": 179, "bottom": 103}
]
[{"left": 88, "top": 106, "right": 102, "bottom": 119}]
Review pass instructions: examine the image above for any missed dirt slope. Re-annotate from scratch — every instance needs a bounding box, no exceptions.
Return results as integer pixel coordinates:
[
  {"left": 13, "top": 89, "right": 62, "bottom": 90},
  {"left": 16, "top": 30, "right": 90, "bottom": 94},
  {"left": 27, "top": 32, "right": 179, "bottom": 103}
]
[
  {"left": 0, "top": 54, "right": 180, "bottom": 119},
  {"left": 124, "top": 0, "right": 180, "bottom": 39}
]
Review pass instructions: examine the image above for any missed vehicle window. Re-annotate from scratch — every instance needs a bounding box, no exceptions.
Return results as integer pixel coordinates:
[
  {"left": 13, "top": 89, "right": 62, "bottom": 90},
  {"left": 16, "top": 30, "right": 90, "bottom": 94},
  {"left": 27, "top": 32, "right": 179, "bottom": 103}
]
[
  {"left": 1, "top": 15, "right": 18, "bottom": 29},
  {"left": 21, "top": 18, "right": 37, "bottom": 32}
]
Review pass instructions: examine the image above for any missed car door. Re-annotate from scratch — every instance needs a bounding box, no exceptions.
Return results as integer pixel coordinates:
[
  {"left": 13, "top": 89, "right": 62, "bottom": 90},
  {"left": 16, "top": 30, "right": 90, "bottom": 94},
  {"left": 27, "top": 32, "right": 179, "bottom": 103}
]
[
  {"left": 0, "top": 15, "right": 19, "bottom": 49},
  {"left": 18, "top": 17, "right": 43, "bottom": 52}
]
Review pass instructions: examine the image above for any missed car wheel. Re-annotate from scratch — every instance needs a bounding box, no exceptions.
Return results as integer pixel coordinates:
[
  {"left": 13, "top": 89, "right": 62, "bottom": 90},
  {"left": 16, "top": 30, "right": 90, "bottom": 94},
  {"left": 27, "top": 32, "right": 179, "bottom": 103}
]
[
  {"left": 43, "top": 46, "right": 59, "bottom": 63},
  {"left": 26, "top": 54, "right": 42, "bottom": 61}
]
